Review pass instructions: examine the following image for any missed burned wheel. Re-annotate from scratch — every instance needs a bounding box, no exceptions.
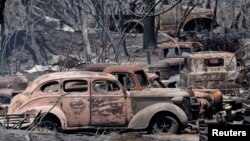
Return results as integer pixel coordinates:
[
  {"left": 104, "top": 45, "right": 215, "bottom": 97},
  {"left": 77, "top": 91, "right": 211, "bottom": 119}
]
[
  {"left": 151, "top": 115, "right": 179, "bottom": 134},
  {"left": 199, "top": 125, "right": 208, "bottom": 141},
  {"left": 33, "top": 121, "right": 58, "bottom": 132}
]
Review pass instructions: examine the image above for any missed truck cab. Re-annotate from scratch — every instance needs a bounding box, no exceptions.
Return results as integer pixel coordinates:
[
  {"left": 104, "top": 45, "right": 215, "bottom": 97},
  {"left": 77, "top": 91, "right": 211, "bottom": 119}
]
[
  {"left": 104, "top": 65, "right": 151, "bottom": 91},
  {"left": 108, "top": 0, "right": 213, "bottom": 33},
  {"left": 186, "top": 51, "right": 240, "bottom": 96},
  {"left": 104, "top": 65, "right": 200, "bottom": 119}
]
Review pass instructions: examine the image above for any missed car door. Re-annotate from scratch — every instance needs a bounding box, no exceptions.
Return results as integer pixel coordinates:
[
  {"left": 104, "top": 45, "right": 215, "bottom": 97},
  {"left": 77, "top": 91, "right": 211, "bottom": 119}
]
[
  {"left": 90, "top": 79, "right": 126, "bottom": 126},
  {"left": 160, "top": 0, "right": 181, "bottom": 31},
  {"left": 60, "top": 79, "right": 90, "bottom": 127}
]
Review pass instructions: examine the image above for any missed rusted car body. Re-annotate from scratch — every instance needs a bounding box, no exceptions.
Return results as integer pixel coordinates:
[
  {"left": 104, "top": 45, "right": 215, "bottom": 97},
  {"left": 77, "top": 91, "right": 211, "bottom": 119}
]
[
  {"left": 158, "top": 41, "right": 203, "bottom": 59},
  {"left": 104, "top": 66, "right": 150, "bottom": 91},
  {"left": 103, "top": 65, "right": 200, "bottom": 119},
  {"left": 147, "top": 73, "right": 166, "bottom": 88},
  {"left": 160, "top": 4, "right": 213, "bottom": 32},
  {"left": 0, "top": 75, "right": 28, "bottom": 100},
  {"left": 109, "top": 1, "right": 213, "bottom": 33},
  {"left": 147, "top": 71, "right": 223, "bottom": 118},
  {"left": 0, "top": 75, "right": 28, "bottom": 90},
  {"left": 83, "top": 63, "right": 114, "bottom": 72},
  {"left": 149, "top": 62, "right": 223, "bottom": 118},
  {"left": 149, "top": 41, "right": 203, "bottom": 81},
  {"left": 149, "top": 58, "right": 185, "bottom": 81},
  {"left": 187, "top": 51, "right": 240, "bottom": 96},
  {"left": 0, "top": 75, "right": 28, "bottom": 115},
  {"left": 86, "top": 64, "right": 220, "bottom": 118},
  {"left": 5, "top": 71, "right": 199, "bottom": 133}
]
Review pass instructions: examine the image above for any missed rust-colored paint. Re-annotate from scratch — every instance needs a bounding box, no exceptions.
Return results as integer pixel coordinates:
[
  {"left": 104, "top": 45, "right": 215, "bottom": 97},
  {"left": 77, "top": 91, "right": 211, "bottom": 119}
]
[
  {"left": 159, "top": 4, "right": 213, "bottom": 31},
  {"left": 5, "top": 69, "right": 201, "bottom": 132},
  {"left": 90, "top": 96, "right": 126, "bottom": 126},
  {"left": 84, "top": 63, "right": 114, "bottom": 72},
  {"left": 104, "top": 65, "right": 150, "bottom": 91},
  {"left": 146, "top": 73, "right": 159, "bottom": 81},
  {"left": 193, "top": 89, "right": 223, "bottom": 117},
  {"left": 0, "top": 75, "right": 28, "bottom": 86},
  {"left": 7, "top": 71, "right": 120, "bottom": 129}
]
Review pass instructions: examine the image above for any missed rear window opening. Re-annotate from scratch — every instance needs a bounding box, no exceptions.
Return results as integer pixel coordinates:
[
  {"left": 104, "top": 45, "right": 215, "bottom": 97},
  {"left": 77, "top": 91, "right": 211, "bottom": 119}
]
[
  {"left": 64, "top": 80, "right": 88, "bottom": 93},
  {"left": 41, "top": 81, "right": 60, "bottom": 93},
  {"left": 204, "top": 58, "right": 224, "bottom": 67}
]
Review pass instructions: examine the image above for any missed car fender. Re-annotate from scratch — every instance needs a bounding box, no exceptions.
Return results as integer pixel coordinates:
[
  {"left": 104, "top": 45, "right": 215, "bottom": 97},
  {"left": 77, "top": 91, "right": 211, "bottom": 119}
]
[
  {"left": 27, "top": 105, "right": 67, "bottom": 128},
  {"left": 124, "top": 20, "right": 143, "bottom": 27},
  {"left": 128, "top": 103, "right": 188, "bottom": 130}
]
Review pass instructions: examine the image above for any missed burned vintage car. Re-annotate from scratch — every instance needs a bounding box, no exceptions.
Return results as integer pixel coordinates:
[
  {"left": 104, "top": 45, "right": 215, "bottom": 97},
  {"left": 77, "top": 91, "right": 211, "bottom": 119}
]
[
  {"left": 149, "top": 41, "right": 203, "bottom": 84},
  {"left": 185, "top": 51, "right": 240, "bottom": 96},
  {"left": 109, "top": 1, "right": 213, "bottom": 33},
  {"left": 0, "top": 75, "right": 28, "bottom": 115},
  {"left": 5, "top": 71, "right": 199, "bottom": 134},
  {"left": 0, "top": 75, "right": 28, "bottom": 101},
  {"left": 103, "top": 65, "right": 222, "bottom": 118}
]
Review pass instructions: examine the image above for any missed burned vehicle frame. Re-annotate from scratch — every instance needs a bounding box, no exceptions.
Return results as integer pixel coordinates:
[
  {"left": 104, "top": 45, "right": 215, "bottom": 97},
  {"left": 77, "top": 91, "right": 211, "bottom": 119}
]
[
  {"left": 185, "top": 51, "right": 240, "bottom": 96},
  {"left": 108, "top": 1, "right": 214, "bottom": 33},
  {"left": 3, "top": 71, "right": 200, "bottom": 134}
]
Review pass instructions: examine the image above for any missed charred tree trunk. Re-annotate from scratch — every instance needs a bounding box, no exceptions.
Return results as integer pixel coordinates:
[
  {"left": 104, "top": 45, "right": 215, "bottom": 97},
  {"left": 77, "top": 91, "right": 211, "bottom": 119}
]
[
  {"left": 120, "top": 6, "right": 128, "bottom": 57},
  {"left": 0, "top": 0, "right": 5, "bottom": 25},
  {"left": 0, "top": 0, "right": 6, "bottom": 76},
  {"left": 143, "top": 0, "right": 156, "bottom": 64}
]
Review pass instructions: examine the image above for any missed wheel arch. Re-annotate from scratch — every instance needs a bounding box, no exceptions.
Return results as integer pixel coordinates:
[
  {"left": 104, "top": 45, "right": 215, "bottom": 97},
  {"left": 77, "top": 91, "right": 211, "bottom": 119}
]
[
  {"left": 124, "top": 21, "right": 144, "bottom": 33},
  {"left": 39, "top": 113, "right": 62, "bottom": 127},
  {"left": 149, "top": 111, "right": 182, "bottom": 126},
  {"left": 128, "top": 103, "right": 188, "bottom": 130},
  {"left": 28, "top": 106, "right": 68, "bottom": 129}
]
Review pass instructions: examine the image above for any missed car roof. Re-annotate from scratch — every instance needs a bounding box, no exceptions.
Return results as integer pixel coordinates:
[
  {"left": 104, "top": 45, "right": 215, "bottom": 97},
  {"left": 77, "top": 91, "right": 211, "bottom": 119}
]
[
  {"left": 104, "top": 65, "right": 144, "bottom": 74},
  {"left": 23, "top": 71, "right": 117, "bottom": 94},
  {"left": 159, "top": 41, "right": 203, "bottom": 49},
  {"left": 84, "top": 63, "right": 114, "bottom": 72},
  {"left": 190, "top": 51, "right": 234, "bottom": 59}
]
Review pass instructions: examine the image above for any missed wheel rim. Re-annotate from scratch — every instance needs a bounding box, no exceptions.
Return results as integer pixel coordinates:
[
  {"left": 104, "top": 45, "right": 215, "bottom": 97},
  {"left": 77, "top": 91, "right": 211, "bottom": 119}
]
[{"left": 152, "top": 116, "right": 178, "bottom": 134}]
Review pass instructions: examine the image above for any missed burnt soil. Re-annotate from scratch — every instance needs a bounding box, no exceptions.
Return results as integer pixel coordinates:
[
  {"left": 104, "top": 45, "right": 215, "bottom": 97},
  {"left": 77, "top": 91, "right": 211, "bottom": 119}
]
[{"left": 0, "top": 128, "right": 198, "bottom": 141}]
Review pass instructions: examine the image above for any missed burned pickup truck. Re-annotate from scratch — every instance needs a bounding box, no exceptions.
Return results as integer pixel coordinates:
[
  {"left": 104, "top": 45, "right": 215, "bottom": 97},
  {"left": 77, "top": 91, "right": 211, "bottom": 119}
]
[
  {"left": 149, "top": 51, "right": 248, "bottom": 121},
  {"left": 108, "top": 0, "right": 213, "bottom": 33},
  {"left": 3, "top": 71, "right": 199, "bottom": 134},
  {"left": 103, "top": 65, "right": 222, "bottom": 119},
  {"left": 185, "top": 51, "right": 240, "bottom": 95}
]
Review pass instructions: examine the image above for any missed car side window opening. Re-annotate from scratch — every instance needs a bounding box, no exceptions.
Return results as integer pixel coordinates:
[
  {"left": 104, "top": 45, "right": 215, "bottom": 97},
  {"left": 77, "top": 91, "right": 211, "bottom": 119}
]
[
  {"left": 112, "top": 73, "right": 135, "bottom": 89},
  {"left": 135, "top": 71, "right": 149, "bottom": 87},
  {"left": 63, "top": 80, "right": 88, "bottom": 93},
  {"left": 41, "top": 81, "right": 60, "bottom": 93},
  {"left": 94, "top": 80, "right": 120, "bottom": 94}
]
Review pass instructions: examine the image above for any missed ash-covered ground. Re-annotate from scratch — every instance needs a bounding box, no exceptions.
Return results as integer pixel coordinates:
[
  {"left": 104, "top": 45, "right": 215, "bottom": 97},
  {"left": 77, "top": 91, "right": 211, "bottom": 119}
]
[{"left": 0, "top": 128, "right": 198, "bottom": 141}]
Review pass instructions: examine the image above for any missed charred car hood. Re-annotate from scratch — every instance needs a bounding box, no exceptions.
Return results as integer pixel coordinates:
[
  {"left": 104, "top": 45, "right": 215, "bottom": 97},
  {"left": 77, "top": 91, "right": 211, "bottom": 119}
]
[{"left": 130, "top": 88, "right": 191, "bottom": 97}]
